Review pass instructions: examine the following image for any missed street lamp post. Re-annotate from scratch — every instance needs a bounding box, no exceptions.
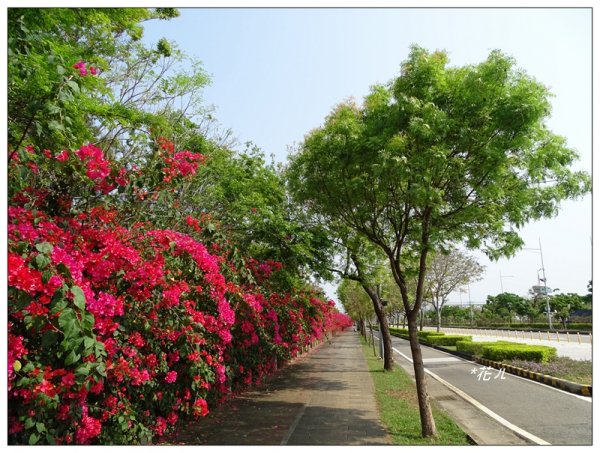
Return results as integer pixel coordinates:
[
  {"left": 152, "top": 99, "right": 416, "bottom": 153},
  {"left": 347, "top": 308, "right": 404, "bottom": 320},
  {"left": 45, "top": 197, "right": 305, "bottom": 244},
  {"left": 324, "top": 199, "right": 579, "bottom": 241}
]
[
  {"left": 468, "top": 284, "right": 474, "bottom": 327},
  {"left": 524, "top": 239, "right": 554, "bottom": 330},
  {"left": 537, "top": 239, "right": 553, "bottom": 330}
]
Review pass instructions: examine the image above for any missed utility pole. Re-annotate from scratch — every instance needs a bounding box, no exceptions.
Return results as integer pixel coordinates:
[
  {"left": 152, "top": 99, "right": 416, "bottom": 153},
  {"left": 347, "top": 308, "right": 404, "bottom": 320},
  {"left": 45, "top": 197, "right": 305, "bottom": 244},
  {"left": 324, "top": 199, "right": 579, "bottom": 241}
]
[
  {"left": 499, "top": 271, "right": 514, "bottom": 293},
  {"left": 468, "top": 284, "right": 474, "bottom": 327},
  {"left": 538, "top": 239, "right": 553, "bottom": 330}
]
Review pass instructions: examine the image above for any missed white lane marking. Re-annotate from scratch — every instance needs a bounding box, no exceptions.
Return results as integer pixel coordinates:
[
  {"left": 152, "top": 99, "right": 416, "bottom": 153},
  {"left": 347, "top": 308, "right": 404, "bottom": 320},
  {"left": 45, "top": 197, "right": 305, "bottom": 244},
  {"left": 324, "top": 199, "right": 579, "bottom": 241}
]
[
  {"left": 390, "top": 346, "right": 551, "bottom": 446},
  {"left": 422, "top": 357, "right": 462, "bottom": 364}
]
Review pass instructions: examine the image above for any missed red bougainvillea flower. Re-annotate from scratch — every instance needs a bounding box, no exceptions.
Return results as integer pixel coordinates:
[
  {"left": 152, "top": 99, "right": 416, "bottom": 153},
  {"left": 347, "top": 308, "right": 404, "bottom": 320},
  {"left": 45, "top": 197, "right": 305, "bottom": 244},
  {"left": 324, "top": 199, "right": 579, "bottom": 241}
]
[
  {"left": 55, "top": 150, "right": 69, "bottom": 162},
  {"left": 192, "top": 398, "right": 209, "bottom": 417},
  {"left": 164, "top": 371, "right": 177, "bottom": 384},
  {"left": 72, "top": 60, "right": 88, "bottom": 76}
]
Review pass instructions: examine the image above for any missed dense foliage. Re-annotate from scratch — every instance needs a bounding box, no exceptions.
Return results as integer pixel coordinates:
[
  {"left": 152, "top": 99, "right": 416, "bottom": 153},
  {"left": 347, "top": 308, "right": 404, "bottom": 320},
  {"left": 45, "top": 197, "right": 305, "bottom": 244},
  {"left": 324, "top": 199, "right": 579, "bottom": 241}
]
[
  {"left": 7, "top": 8, "right": 351, "bottom": 445},
  {"left": 7, "top": 139, "right": 351, "bottom": 445}
]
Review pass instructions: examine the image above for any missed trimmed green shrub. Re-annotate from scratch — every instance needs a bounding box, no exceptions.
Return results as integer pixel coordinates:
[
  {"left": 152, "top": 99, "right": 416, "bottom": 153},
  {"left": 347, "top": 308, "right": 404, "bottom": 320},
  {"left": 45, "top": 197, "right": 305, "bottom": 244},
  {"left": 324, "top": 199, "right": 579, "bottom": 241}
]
[
  {"left": 456, "top": 340, "right": 525, "bottom": 357},
  {"left": 481, "top": 343, "right": 557, "bottom": 363},
  {"left": 428, "top": 335, "right": 473, "bottom": 346},
  {"left": 390, "top": 327, "right": 409, "bottom": 337},
  {"left": 456, "top": 340, "right": 485, "bottom": 356},
  {"left": 418, "top": 330, "right": 445, "bottom": 340}
]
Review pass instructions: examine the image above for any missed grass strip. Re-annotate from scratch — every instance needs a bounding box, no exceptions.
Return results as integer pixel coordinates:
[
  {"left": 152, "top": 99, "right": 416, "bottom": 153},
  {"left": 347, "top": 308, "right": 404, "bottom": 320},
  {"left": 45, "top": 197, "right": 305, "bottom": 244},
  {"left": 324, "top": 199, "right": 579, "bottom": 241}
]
[{"left": 360, "top": 338, "right": 470, "bottom": 445}]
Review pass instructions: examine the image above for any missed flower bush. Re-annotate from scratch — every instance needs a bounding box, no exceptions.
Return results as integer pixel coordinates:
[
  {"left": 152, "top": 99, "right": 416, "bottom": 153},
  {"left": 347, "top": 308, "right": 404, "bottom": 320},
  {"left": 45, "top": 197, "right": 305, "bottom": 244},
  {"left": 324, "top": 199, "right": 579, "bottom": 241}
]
[{"left": 8, "top": 140, "right": 352, "bottom": 445}]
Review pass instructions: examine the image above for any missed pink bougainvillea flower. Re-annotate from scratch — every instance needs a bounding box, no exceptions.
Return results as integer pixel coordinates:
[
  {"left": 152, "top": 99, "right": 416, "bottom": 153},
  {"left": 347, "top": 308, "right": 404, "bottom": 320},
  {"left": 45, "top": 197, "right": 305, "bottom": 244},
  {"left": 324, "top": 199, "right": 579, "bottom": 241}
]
[
  {"left": 164, "top": 371, "right": 177, "bottom": 384},
  {"left": 72, "top": 60, "right": 88, "bottom": 76},
  {"left": 55, "top": 150, "right": 69, "bottom": 162}
]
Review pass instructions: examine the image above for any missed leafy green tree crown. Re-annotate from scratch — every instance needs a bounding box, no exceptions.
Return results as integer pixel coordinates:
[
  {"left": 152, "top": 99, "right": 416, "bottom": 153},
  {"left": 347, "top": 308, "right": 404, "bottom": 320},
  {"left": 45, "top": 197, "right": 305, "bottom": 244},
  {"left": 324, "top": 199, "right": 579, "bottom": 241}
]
[{"left": 288, "top": 46, "right": 590, "bottom": 262}]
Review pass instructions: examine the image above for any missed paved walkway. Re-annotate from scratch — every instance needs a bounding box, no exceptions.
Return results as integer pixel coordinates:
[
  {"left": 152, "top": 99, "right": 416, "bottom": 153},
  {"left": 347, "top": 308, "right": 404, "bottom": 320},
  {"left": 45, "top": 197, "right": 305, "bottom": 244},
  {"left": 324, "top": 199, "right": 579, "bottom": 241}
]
[{"left": 174, "top": 330, "right": 391, "bottom": 445}]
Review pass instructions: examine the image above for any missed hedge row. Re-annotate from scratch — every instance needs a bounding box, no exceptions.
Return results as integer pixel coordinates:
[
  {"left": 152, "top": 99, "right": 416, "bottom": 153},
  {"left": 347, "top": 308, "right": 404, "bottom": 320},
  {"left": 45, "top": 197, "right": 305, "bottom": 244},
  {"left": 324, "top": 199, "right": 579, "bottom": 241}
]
[
  {"left": 427, "top": 335, "right": 472, "bottom": 346},
  {"left": 456, "top": 340, "right": 556, "bottom": 363},
  {"left": 456, "top": 340, "right": 523, "bottom": 357},
  {"left": 389, "top": 327, "right": 409, "bottom": 337},
  {"left": 417, "top": 330, "right": 445, "bottom": 340}
]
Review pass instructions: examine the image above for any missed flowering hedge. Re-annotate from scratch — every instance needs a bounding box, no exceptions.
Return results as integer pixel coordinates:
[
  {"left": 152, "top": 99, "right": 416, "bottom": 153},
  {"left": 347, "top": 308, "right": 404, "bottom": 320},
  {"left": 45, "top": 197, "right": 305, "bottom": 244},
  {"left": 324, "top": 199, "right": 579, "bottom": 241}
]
[{"left": 8, "top": 141, "right": 352, "bottom": 445}]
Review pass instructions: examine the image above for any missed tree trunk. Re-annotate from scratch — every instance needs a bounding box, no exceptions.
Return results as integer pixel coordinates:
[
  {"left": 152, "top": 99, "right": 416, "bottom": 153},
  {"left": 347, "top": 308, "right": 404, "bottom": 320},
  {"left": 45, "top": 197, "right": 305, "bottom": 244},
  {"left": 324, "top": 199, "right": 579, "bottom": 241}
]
[
  {"left": 378, "top": 308, "right": 394, "bottom": 371},
  {"left": 363, "top": 286, "right": 394, "bottom": 371},
  {"left": 407, "top": 313, "right": 437, "bottom": 437},
  {"left": 360, "top": 319, "right": 366, "bottom": 338},
  {"left": 436, "top": 307, "right": 442, "bottom": 332}
]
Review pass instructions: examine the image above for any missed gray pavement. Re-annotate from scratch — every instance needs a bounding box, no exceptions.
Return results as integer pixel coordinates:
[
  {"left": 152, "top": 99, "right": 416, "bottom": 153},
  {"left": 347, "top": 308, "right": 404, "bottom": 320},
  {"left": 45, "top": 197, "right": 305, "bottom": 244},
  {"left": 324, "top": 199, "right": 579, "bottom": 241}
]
[
  {"left": 174, "top": 330, "right": 391, "bottom": 445},
  {"left": 384, "top": 333, "right": 593, "bottom": 446}
]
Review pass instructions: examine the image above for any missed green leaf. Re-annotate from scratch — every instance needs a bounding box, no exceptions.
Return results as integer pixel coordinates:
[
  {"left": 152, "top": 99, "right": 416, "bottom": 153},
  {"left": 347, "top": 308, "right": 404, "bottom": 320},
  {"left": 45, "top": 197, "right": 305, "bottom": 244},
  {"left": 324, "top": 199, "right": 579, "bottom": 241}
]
[
  {"left": 66, "top": 80, "right": 80, "bottom": 94},
  {"left": 58, "top": 308, "right": 80, "bottom": 338},
  {"left": 95, "top": 362, "right": 106, "bottom": 377},
  {"left": 35, "top": 254, "right": 51, "bottom": 270},
  {"left": 29, "top": 433, "right": 39, "bottom": 445},
  {"left": 35, "top": 422, "right": 46, "bottom": 433},
  {"left": 56, "top": 262, "right": 72, "bottom": 279},
  {"left": 41, "top": 331, "right": 59, "bottom": 348},
  {"left": 48, "top": 120, "right": 64, "bottom": 132},
  {"left": 70, "top": 286, "right": 86, "bottom": 311},
  {"left": 75, "top": 363, "right": 91, "bottom": 377},
  {"left": 83, "top": 336, "right": 95, "bottom": 354},
  {"left": 35, "top": 242, "right": 53, "bottom": 254},
  {"left": 50, "top": 297, "right": 68, "bottom": 315},
  {"left": 64, "top": 350, "right": 81, "bottom": 366},
  {"left": 81, "top": 312, "right": 95, "bottom": 332}
]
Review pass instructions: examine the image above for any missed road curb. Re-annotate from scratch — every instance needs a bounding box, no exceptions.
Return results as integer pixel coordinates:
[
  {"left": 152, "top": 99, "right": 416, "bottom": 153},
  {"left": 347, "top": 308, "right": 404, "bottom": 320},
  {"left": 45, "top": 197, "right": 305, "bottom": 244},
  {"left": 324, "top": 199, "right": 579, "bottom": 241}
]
[{"left": 391, "top": 333, "right": 592, "bottom": 397}]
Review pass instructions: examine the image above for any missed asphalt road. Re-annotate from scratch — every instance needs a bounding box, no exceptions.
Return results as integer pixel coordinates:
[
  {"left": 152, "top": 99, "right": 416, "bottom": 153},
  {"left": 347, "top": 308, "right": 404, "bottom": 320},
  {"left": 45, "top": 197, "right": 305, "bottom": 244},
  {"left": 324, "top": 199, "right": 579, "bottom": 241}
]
[{"left": 381, "top": 334, "right": 592, "bottom": 445}]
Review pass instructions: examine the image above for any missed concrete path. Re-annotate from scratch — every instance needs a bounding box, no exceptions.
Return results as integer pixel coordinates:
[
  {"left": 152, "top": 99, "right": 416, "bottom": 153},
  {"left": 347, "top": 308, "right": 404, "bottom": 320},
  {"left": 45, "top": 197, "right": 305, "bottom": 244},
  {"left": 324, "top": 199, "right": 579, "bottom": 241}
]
[{"left": 174, "top": 330, "right": 391, "bottom": 445}]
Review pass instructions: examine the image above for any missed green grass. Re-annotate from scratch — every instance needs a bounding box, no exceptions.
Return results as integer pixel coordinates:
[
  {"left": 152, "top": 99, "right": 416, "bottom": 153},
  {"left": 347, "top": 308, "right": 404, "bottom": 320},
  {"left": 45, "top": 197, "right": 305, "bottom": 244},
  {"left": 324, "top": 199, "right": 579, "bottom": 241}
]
[{"left": 360, "top": 339, "right": 471, "bottom": 445}]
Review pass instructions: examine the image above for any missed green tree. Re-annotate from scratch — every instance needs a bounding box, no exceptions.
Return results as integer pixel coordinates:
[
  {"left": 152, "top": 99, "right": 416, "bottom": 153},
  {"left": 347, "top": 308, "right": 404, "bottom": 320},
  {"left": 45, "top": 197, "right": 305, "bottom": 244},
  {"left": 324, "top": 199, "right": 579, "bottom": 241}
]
[
  {"left": 583, "top": 280, "right": 592, "bottom": 308},
  {"left": 424, "top": 247, "right": 484, "bottom": 331},
  {"left": 440, "top": 305, "right": 472, "bottom": 325},
  {"left": 287, "top": 46, "right": 590, "bottom": 437},
  {"left": 550, "top": 293, "right": 585, "bottom": 328},
  {"left": 484, "top": 292, "right": 529, "bottom": 325},
  {"left": 8, "top": 8, "right": 180, "bottom": 153},
  {"left": 337, "top": 279, "right": 375, "bottom": 338}
]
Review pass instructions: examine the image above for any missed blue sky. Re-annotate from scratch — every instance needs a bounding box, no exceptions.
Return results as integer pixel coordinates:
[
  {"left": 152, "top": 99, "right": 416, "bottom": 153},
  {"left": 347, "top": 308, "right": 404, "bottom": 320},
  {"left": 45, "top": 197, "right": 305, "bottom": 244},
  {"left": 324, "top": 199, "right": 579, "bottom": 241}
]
[{"left": 141, "top": 7, "right": 592, "bottom": 304}]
